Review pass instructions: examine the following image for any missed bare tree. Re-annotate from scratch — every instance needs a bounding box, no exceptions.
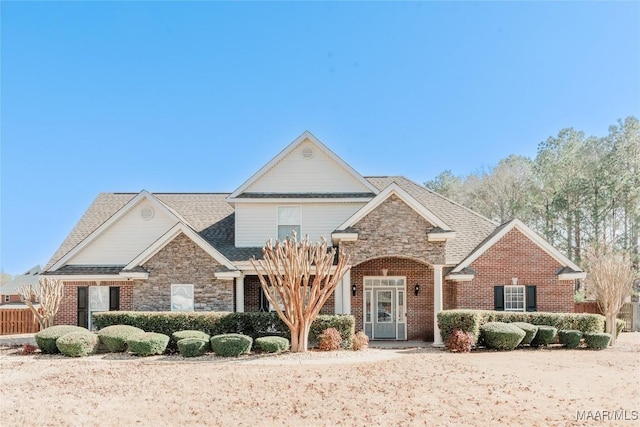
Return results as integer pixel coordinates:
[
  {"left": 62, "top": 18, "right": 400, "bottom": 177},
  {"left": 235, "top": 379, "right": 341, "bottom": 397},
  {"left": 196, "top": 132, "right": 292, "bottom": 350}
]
[
  {"left": 251, "top": 234, "right": 351, "bottom": 352},
  {"left": 18, "top": 277, "right": 64, "bottom": 330},
  {"left": 585, "top": 244, "right": 637, "bottom": 345}
]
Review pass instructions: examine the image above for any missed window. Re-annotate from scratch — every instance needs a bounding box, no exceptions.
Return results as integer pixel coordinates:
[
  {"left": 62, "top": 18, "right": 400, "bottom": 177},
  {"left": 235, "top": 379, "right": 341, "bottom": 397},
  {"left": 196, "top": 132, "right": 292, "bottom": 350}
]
[
  {"left": 277, "top": 206, "right": 301, "bottom": 241},
  {"left": 4, "top": 295, "right": 9, "bottom": 303},
  {"left": 171, "top": 284, "right": 194, "bottom": 311},
  {"left": 504, "top": 285, "right": 525, "bottom": 311}
]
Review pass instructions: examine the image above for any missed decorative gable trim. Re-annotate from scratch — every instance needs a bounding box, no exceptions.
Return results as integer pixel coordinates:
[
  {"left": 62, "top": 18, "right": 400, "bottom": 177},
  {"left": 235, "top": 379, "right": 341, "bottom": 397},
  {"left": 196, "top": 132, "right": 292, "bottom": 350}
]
[
  {"left": 50, "top": 190, "right": 183, "bottom": 272},
  {"left": 124, "top": 223, "right": 237, "bottom": 272},
  {"left": 226, "top": 131, "right": 379, "bottom": 201},
  {"left": 336, "top": 183, "right": 451, "bottom": 232},
  {"left": 451, "top": 219, "right": 583, "bottom": 274}
]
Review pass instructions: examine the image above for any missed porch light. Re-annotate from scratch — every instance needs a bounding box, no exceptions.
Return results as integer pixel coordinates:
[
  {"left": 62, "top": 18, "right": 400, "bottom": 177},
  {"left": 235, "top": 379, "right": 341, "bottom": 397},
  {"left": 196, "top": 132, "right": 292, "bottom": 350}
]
[
  {"left": 351, "top": 284, "right": 357, "bottom": 297},
  {"left": 414, "top": 284, "right": 420, "bottom": 296}
]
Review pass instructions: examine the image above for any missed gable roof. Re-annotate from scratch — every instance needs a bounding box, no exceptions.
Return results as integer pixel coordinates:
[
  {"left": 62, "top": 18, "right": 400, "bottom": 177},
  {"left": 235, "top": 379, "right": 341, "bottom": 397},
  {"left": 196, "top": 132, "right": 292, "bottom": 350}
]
[
  {"left": 336, "top": 182, "right": 451, "bottom": 231},
  {"left": 227, "top": 131, "right": 379, "bottom": 200},
  {"left": 365, "top": 176, "right": 498, "bottom": 265},
  {"left": 451, "top": 218, "right": 584, "bottom": 273},
  {"left": 0, "top": 265, "right": 41, "bottom": 295}
]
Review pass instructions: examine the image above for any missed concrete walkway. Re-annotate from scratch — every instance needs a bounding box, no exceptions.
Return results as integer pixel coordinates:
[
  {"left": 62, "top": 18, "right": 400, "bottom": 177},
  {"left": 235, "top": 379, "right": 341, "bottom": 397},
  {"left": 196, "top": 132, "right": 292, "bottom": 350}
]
[
  {"left": 0, "top": 333, "right": 36, "bottom": 347},
  {"left": 368, "top": 340, "right": 431, "bottom": 349}
]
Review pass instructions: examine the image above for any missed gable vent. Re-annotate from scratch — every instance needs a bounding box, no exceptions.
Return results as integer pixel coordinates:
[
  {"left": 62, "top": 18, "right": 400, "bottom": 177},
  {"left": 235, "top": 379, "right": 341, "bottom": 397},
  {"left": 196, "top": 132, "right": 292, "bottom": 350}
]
[
  {"left": 301, "top": 146, "right": 315, "bottom": 159},
  {"left": 140, "top": 207, "right": 155, "bottom": 221}
]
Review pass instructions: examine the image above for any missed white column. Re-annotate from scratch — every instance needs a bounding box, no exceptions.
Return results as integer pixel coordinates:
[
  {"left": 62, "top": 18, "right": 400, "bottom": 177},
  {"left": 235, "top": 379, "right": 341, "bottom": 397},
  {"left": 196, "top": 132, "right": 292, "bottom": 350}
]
[
  {"left": 433, "top": 265, "right": 444, "bottom": 347},
  {"left": 334, "top": 276, "right": 344, "bottom": 314},
  {"left": 235, "top": 275, "right": 244, "bottom": 313},
  {"left": 342, "top": 269, "right": 351, "bottom": 314}
]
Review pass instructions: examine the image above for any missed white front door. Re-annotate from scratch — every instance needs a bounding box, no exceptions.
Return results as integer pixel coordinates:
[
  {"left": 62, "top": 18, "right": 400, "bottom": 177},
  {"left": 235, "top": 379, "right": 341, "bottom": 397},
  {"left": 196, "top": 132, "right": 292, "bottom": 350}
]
[{"left": 363, "top": 277, "right": 407, "bottom": 340}]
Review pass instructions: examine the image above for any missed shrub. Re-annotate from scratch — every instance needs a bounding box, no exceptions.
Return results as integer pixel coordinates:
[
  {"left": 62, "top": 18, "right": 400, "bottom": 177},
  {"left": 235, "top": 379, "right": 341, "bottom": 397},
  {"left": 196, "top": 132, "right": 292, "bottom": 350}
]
[
  {"left": 56, "top": 331, "right": 100, "bottom": 357},
  {"left": 98, "top": 325, "right": 145, "bottom": 352},
  {"left": 20, "top": 343, "right": 38, "bottom": 355},
  {"left": 614, "top": 319, "right": 626, "bottom": 337},
  {"left": 172, "top": 330, "right": 211, "bottom": 350},
  {"left": 35, "top": 325, "right": 88, "bottom": 354},
  {"left": 309, "top": 315, "right": 355, "bottom": 349},
  {"left": 438, "top": 310, "right": 482, "bottom": 346},
  {"left": 584, "top": 332, "right": 611, "bottom": 350},
  {"left": 210, "top": 334, "right": 253, "bottom": 357},
  {"left": 558, "top": 330, "right": 583, "bottom": 349},
  {"left": 530, "top": 326, "right": 557, "bottom": 347},
  {"left": 126, "top": 332, "right": 170, "bottom": 356},
  {"left": 352, "top": 331, "right": 369, "bottom": 351},
  {"left": 317, "top": 328, "right": 342, "bottom": 351},
  {"left": 446, "top": 329, "right": 474, "bottom": 353},
  {"left": 512, "top": 322, "right": 538, "bottom": 345},
  {"left": 480, "top": 322, "right": 525, "bottom": 351},
  {"left": 255, "top": 336, "right": 290, "bottom": 353},
  {"left": 177, "top": 338, "right": 209, "bottom": 357}
]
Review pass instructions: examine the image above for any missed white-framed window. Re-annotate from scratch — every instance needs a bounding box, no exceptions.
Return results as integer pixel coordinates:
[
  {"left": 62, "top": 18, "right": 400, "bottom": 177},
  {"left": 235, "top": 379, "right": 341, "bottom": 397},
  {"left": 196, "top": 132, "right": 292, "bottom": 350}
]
[
  {"left": 277, "top": 206, "right": 301, "bottom": 241},
  {"left": 171, "top": 284, "right": 194, "bottom": 311},
  {"left": 504, "top": 285, "right": 525, "bottom": 311},
  {"left": 4, "top": 295, "right": 9, "bottom": 303}
]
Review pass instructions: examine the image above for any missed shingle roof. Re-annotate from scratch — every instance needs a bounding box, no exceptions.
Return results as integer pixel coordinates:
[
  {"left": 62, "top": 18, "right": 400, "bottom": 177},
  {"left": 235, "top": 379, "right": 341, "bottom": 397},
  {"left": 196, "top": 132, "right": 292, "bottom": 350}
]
[
  {"left": 45, "top": 177, "right": 499, "bottom": 270},
  {"left": 237, "top": 192, "right": 376, "bottom": 199},
  {"left": 0, "top": 266, "right": 41, "bottom": 294},
  {"left": 364, "top": 176, "right": 498, "bottom": 265}
]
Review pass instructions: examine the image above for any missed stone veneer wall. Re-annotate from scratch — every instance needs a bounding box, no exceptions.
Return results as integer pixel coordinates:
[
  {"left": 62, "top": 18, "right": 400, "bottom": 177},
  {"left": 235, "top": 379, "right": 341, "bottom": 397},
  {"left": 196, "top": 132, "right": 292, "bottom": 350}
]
[
  {"left": 339, "top": 194, "right": 446, "bottom": 266},
  {"left": 452, "top": 228, "right": 575, "bottom": 313},
  {"left": 350, "top": 257, "right": 434, "bottom": 341},
  {"left": 137, "top": 233, "right": 233, "bottom": 311}
]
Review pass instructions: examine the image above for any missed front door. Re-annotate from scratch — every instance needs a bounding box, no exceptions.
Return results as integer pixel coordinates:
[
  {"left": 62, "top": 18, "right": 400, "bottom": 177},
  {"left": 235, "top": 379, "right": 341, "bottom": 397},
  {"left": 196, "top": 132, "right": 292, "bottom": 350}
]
[{"left": 374, "top": 289, "right": 396, "bottom": 339}]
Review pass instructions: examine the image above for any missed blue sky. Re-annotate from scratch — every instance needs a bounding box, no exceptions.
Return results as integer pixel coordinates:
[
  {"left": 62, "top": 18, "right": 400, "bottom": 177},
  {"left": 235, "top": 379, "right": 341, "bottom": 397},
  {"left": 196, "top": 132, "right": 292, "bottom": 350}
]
[{"left": 1, "top": 1, "right": 638, "bottom": 275}]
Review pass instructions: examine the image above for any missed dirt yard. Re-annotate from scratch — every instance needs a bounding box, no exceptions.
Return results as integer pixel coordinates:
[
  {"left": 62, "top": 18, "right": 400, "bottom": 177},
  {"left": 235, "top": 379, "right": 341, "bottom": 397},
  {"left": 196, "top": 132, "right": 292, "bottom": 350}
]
[{"left": 1, "top": 333, "right": 638, "bottom": 427}]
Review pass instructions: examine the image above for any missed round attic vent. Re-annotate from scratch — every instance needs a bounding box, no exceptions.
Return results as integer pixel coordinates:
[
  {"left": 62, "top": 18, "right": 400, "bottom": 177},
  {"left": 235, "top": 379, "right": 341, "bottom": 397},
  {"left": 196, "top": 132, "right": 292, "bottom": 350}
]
[
  {"left": 141, "top": 207, "right": 155, "bottom": 221},
  {"left": 301, "top": 146, "right": 315, "bottom": 159}
]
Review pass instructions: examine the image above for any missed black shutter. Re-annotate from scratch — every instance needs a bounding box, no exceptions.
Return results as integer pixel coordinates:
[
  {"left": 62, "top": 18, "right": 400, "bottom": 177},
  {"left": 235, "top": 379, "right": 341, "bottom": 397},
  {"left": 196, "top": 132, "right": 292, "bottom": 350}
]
[
  {"left": 109, "top": 287, "right": 120, "bottom": 311},
  {"left": 494, "top": 286, "right": 504, "bottom": 311},
  {"left": 77, "top": 287, "right": 88, "bottom": 328},
  {"left": 526, "top": 285, "right": 537, "bottom": 312}
]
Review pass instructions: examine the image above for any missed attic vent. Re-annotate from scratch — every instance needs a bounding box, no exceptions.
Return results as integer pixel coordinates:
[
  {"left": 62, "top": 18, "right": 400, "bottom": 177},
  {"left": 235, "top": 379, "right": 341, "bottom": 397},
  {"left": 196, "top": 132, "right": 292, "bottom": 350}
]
[
  {"left": 141, "top": 207, "right": 155, "bottom": 221},
  {"left": 301, "top": 146, "right": 315, "bottom": 159}
]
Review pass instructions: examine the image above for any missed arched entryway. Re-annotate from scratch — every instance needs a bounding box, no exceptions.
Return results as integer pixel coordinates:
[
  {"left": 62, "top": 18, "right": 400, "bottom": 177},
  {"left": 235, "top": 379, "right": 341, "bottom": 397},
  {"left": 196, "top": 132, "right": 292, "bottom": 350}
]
[{"left": 350, "top": 257, "right": 435, "bottom": 341}]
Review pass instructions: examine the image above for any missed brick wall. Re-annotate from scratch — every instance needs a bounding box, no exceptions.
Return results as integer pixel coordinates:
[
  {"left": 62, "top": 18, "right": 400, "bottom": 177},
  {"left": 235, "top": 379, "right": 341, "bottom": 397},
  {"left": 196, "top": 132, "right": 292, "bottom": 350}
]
[
  {"left": 0, "top": 295, "right": 22, "bottom": 305},
  {"left": 351, "top": 257, "right": 434, "bottom": 340},
  {"left": 340, "top": 194, "right": 446, "bottom": 266},
  {"left": 243, "top": 275, "right": 335, "bottom": 314},
  {"left": 453, "top": 228, "right": 574, "bottom": 313},
  {"left": 55, "top": 280, "right": 133, "bottom": 326},
  {"left": 138, "top": 233, "right": 233, "bottom": 311}
]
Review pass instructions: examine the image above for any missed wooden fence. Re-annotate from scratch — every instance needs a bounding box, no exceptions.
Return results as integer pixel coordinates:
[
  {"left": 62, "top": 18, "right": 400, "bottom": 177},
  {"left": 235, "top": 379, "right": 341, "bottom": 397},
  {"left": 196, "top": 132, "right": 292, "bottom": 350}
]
[
  {"left": 574, "top": 301, "right": 602, "bottom": 314},
  {"left": 0, "top": 308, "right": 40, "bottom": 335},
  {"left": 574, "top": 301, "right": 638, "bottom": 331}
]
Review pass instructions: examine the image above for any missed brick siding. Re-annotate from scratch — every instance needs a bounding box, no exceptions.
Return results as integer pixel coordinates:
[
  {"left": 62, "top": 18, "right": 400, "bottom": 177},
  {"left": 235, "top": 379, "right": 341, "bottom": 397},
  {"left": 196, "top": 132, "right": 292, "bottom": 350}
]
[
  {"left": 55, "top": 280, "right": 133, "bottom": 326},
  {"left": 243, "top": 274, "right": 335, "bottom": 314}
]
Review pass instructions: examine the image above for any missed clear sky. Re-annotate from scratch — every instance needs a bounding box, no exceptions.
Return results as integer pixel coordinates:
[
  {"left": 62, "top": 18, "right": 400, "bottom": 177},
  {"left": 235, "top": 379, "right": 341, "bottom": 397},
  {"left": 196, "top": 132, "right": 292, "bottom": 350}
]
[{"left": 1, "top": 1, "right": 639, "bottom": 275}]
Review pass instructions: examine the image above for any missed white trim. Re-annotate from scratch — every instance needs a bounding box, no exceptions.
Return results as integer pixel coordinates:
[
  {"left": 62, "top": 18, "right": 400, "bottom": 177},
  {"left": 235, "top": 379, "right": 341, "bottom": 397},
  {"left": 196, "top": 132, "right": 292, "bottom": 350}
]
[
  {"left": 427, "top": 231, "right": 456, "bottom": 242},
  {"left": 43, "top": 274, "right": 124, "bottom": 280},
  {"left": 124, "top": 223, "right": 237, "bottom": 271},
  {"left": 276, "top": 205, "right": 302, "bottom": 241},
  {"left": 331, "top": 232, "right": 358, "bottom": 244},
  {"left": 235, "top": 275, "right": 244, "bottom": 312},
  {"left": 231, "top": 197, "right": 374, "bottom": 204},
  {"left": 363, "top": 276, "right": 407, "bottom": 340},
  {"left": 235, "top": 261, "right": 341, "bottom": 275},
  {"left": 559, "top": 272, "right": 587, "bottom": 280},
  {"left": 50, "top": 190, "right": 188, "bottom": 272},
  {"left": 444, "top": 274, "right": 474, "bottom": 282},
  {"left": 227, "top": 131, "right": 379, "bottom": 200},
  {"left": 433, "top": 265, "right": 444, "bottom": 347},
  {"left": 119, "top": 271, "right": 149, "bottom": 280},
  {"left": 215, "top": 271, "right": 243, "bottom": 280},
  {"left": 451, "top": 219, "right": 583, "bottom": 274},
  {"left": 504, "top": 285, "right": 526, "bottom": 312},
  {"left": 336, "top": 183, "right": 451, "bottom": 231}
]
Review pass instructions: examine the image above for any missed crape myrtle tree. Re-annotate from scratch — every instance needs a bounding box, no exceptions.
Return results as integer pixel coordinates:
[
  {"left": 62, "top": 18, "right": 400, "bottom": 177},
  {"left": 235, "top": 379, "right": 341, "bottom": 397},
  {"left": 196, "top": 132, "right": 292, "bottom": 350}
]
[
  {"left": 584, "top": 243, "right": 637, "bottom": 345},
  {"left": 251, "top": 233, "right": 351, "bottom": 353},
  {"left": 18, "top": 277, "right": 64, "bottom": 330}
]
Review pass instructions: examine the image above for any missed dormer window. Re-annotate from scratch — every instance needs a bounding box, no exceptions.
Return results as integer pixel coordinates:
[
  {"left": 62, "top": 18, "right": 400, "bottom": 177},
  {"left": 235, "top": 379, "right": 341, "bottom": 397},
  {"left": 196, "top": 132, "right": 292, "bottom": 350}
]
[{"left": 277, "top": 206, "right": 301, "bottom": 241}]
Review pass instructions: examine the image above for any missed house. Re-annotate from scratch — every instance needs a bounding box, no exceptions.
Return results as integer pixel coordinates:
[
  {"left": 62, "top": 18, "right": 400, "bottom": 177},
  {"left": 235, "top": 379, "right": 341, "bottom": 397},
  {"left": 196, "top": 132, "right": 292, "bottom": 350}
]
[
  {"left": 42, "top": 131, "right": 585, "bottom": 343},
  {"left": 0, "top": 265, "right": 41, "bottom": 307}
]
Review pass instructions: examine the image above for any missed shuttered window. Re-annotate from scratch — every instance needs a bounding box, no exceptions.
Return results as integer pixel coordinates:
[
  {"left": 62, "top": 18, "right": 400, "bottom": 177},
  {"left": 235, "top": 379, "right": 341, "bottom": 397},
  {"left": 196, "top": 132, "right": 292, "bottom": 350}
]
[{"left": 494, "top": 285, "right": 537, "bottom": 312}]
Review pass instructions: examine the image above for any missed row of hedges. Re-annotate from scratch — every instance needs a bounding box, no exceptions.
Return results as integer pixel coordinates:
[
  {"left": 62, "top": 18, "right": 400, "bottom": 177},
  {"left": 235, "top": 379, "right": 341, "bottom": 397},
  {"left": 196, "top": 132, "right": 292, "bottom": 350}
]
[
  {"left": 437, "top": 310, "right": 612, "bottom": 345},
  {"left": 93, "top": 311, "right": 355, "bottom": 349}
]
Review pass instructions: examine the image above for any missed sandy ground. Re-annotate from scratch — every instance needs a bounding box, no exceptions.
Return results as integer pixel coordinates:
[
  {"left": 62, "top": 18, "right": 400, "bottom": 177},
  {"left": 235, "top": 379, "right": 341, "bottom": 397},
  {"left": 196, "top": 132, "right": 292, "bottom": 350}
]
[{"left": 0, "top": 333, "right": 638, "bottom": 427}]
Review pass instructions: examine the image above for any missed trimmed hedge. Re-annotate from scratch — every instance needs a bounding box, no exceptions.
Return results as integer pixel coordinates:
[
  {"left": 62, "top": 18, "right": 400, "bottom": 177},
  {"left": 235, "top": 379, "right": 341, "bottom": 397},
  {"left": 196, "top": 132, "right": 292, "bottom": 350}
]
[
  {"left": 558, "top": 330, "right": 583, "bottom": 349},
  {"left": 93, "top": 311, "right": 354, "bottom": 350},
  {"left": 512, "top": 322, "right": 538, "bottom": 345},
  {"left": 35, "top": 325, "right": 89, "bottom": 354},
  {"left": 438, "top": 310, "right": 606, "bottom": 346},
  {"left": 127, "top": 332, "right": 170, "bottom": 356},
  {"left": 480, "top": 322, "right": 525, "bottom": 350},
  {"left": 98, "top": 325, "right": 145, "bottom": 352},
  {"left": 530, "top": 326, "right": 557, "bottom": 347},
  {"left": 210, "top": 334, "right": 253, "bottom": 357},
  {"left": 177, "top": 338, "right": 209, "bottom": 357},
  {"left": 172, "top": 330, "right": 211, "bottom": 350},
  {"left": 56, "top": 331, "right": 100, "bottom": 357},
  {"left": 584, "top": 332, "right": 611, "bottom": 350},
  {"left": 255, "top": 336, "right": 290, "bottom": 353}
]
